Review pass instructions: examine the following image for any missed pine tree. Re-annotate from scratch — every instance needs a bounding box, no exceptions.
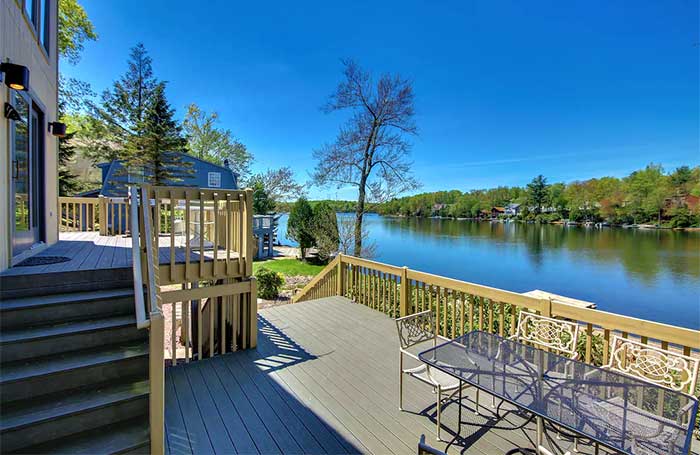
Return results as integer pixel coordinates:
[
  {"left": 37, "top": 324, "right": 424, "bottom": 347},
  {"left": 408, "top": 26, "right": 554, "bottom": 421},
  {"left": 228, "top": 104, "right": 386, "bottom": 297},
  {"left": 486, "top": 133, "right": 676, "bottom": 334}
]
[
  {"left": 123, "top": 83, "right": 190, "bottom": 185},
  {"left": 58, "top": 132, "right": 83, "bottom": 196},
  {"left": 96, "top": 43, "right": 158, "bottom": 151}
]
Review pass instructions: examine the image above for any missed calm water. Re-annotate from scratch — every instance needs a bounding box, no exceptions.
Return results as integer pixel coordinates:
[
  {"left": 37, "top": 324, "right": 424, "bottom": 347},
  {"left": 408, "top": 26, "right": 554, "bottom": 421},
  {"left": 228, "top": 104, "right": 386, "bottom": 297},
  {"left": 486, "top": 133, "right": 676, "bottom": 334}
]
[{"left": 277, "top": 213, "right": 700, "bottom": 329}]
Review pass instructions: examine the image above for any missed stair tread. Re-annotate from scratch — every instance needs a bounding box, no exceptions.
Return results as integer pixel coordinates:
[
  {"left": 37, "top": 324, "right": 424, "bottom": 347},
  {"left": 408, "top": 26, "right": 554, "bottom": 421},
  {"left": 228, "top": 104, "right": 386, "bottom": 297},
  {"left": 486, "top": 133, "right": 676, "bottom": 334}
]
[
  {"left": 1, "top": 379, "right": 149, "bottom": 432},
  {"left": 16, "top": 415, "right": 149, "bottom": 455},
  {"left": 1, "top": 341, "right": 148, "bottom": 383},
  {"left": 0, "top": 315, "right": 136, "bottom": 344},
  {"left": 0, "top": 288, "right": 134, "bottom": 312}
]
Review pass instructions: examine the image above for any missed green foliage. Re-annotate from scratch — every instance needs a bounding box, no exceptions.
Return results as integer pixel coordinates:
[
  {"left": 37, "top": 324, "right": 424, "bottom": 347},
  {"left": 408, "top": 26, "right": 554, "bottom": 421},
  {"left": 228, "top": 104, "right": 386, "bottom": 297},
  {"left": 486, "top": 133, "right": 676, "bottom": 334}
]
[
  {"left": 287, "top": 197, "right": 315, "bottom": 259},
  {"left": 375, "top": 164, "right": 700, "bottom": 227},
  {"left": 527, "top": 175, "right": 549, "bottom": 214},
  {"left": 58, "top": 132, "right": 83, "bottom": 196},
  {"left": 182, "top": 104, "right": 253, "bottom": 179},
  {"left": 58, "top": 0, "right": 97, "bottom": 65},
  {"left": 97, "top": 43, "right": 158, "bottom": 150},
  {"left": 254, "top": 267, "right": 285, "bottom": 300},
  {"left": 122, "top": 83, "right": 190, "bottom": 185},
  {"left": 252, "top": 181, "right": 275, "bottom": 214},
  {"left": 312, "top": 201, "right": 339, "bottom": 262}
]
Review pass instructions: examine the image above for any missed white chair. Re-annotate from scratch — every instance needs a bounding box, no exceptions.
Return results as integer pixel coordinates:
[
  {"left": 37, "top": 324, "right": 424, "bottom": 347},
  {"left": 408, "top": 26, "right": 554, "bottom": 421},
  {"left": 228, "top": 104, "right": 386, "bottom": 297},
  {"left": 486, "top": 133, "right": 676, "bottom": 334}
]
[
  {"left": 578, "top": 336, "right": 699, "bottom": 454},
  {"left": 396, "top": 310, "right": 467, "bottom": 441}
]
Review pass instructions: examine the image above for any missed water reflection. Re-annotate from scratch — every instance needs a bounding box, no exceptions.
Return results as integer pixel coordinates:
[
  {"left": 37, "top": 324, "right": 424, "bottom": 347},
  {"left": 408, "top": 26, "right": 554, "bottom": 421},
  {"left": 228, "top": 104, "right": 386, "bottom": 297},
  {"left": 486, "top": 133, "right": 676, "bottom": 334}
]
[{"left": 277, "top": 213, "right": 700, "bottom": 328}]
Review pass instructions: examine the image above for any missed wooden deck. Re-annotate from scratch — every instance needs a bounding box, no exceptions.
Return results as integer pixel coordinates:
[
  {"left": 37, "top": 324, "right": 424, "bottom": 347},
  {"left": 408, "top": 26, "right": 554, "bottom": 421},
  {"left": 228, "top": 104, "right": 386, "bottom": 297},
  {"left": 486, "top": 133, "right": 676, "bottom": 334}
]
[
  {"left": 166, "top": 296, "right": 693, "bottom": 455},
  {"left": 2, "top": 232, "right": 235, "bottom": 276}
]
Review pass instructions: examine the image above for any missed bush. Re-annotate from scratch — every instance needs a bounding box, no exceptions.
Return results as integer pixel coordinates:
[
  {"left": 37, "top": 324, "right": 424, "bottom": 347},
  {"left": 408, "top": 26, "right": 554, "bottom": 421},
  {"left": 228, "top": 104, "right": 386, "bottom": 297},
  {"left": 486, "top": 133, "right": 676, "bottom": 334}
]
[{"left": 255, "top": 267, "right": 285, "bottom": 300}]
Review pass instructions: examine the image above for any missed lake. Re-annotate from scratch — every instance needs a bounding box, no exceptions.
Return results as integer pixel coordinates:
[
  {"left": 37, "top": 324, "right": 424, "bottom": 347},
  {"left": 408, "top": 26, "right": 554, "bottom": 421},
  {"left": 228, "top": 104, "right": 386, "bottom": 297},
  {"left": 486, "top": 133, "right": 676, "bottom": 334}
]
[{"left": 276, "top": 213, "right": 700, "bottom": 329}]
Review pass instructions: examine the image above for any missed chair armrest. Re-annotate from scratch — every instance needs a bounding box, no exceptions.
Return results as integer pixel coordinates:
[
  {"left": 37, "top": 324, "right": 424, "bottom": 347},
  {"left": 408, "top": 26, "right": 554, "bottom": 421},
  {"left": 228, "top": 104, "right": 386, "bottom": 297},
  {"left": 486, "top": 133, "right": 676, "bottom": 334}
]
[
  {"left": 676, "top": 400, "right": 696, "bottom": 426},
  {"left": 400, "top": 348, "right": 421, "bottom": 362}
]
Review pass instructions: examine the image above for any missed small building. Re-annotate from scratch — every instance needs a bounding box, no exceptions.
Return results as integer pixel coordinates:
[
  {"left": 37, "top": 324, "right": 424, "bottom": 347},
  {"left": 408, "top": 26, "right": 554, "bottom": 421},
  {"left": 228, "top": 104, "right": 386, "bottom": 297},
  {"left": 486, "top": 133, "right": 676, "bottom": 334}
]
[
  {"left": 491, "top": 206, "right": 505, "bottom": 217},
  {"left": 505, "top": 203, "right": 521, "bottom": 216},
  {"left": 95, "top": 152, "right": 239, "bottom": 197}
]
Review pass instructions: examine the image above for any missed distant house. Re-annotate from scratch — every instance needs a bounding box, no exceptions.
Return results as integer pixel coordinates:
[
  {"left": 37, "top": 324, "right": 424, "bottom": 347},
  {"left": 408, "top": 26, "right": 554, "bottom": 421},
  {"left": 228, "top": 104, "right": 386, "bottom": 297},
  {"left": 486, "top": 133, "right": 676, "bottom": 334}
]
[
  {"left": 88, "top": 152, "right": 239, "bottom": 197},
  {"left": 505, "top": 203, "right": 521, "bottom": 216},
  {"left": 491, "top": 207, "right": 505, "bottom": 217},
  {"left": 78, "top": 153, "right": 239, "bottom": 233}
]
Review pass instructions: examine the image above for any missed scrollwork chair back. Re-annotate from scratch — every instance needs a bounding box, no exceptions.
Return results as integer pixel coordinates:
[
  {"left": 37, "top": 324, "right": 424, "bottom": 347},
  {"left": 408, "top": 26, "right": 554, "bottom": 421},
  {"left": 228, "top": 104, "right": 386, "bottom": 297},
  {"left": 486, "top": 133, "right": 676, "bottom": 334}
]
[
  {"left": 515, "top": 311, "right": 580, "bottom": 359},
  {"left": 396, "top": 310, "right": 435, "bottom": 350},
  {"left": 605, "top": 336, "right": 700, "bottom": 394}
]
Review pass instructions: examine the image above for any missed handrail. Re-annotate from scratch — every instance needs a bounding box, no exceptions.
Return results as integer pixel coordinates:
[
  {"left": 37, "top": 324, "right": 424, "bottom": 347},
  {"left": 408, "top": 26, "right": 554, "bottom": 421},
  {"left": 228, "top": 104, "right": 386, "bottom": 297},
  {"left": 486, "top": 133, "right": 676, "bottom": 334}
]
[
  {"left": 294, "top": 255, "right": 700, "bottom": 367},
  {"left": 128, "top": 187, "right": 149, "bottom": 329},
  {"left": 293, "top": 255, "right": 341, "bottom": 303},
  {"left": 141, "top": 186, "right": 160, "bottom": 313}
]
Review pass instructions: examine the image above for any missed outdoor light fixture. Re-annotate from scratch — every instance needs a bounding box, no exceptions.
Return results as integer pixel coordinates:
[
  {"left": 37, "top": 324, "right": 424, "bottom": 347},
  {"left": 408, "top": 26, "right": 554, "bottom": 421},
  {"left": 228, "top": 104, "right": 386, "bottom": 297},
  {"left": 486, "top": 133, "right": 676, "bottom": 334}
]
[
  {"left": 0, "top": 62, "right": 30, "bottom": 91},
  {"left": 48, "top": 121, "right": 67, "bottom": 137},
  {"left": 4, "top": 102, "right": 21, "bottom": 121}
]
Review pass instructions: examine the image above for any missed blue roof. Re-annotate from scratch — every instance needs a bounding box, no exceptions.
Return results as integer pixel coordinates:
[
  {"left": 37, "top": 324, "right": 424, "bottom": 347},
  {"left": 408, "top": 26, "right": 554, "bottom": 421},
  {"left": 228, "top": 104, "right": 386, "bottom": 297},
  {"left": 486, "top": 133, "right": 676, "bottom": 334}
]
[{"left": 97, "top": 152, "right": 239, "bottom": 197}]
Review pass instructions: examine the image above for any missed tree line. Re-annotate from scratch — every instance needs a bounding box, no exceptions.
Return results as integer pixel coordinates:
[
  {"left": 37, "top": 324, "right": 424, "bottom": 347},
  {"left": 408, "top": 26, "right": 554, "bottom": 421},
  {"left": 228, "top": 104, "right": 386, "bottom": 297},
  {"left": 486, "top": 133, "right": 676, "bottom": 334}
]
[{"left": 374, "top": 165, "right": 700, "bottom": 227}]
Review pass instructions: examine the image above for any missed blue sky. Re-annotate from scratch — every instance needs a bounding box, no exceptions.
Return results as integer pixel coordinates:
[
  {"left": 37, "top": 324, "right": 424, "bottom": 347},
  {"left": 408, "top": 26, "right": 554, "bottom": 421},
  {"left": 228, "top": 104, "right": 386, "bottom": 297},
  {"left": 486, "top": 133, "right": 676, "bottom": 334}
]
[{"left": 63, "top": 0, "right": 699, "bottom": 199}]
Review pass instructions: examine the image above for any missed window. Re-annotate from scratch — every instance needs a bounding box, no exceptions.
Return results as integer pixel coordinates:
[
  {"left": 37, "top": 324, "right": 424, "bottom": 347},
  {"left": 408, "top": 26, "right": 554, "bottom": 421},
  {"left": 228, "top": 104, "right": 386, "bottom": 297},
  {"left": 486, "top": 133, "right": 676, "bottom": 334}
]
[
  {"left": 208, "top": 172, "right": 222, "bottom": 188},
  {"left": 24, "top": 0, "right": 36, "bottom": 27},
  {"left": 41, "top": 0, "right": 50, "bottom": 52},
  {"left": 23, "top": 0, "right": 50, "bottom": 55}
]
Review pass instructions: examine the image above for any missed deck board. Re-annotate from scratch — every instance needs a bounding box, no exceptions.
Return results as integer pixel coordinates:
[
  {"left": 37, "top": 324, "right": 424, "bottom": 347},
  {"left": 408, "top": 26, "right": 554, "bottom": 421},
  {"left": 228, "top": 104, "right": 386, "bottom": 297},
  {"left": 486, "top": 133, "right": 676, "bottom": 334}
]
[
  {"left": 165, "top": 297, "right": 637, "bottom": 455},
  {"left": 1, "top": 232, "right": 239, "bottom": 277}
]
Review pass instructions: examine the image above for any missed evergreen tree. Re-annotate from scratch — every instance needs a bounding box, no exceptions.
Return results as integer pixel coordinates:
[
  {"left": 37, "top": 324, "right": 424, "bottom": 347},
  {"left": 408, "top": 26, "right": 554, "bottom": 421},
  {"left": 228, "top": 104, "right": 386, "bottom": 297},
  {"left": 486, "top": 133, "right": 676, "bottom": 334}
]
[
  {"left": 58, "top": 132, "right": 82, "bottom": 196},
  {"left": 527, "top": 175, "right": 549, "bottom": 214},
  {"left": 287, "top": 197, "right": 315, "bottom": 260},
  {"left": 96, "top": 43, "right": 158, "bottom": 151},
  {"left": 251, "top": 180, "right": 275, "bottom": 214},
  {"left": 312, "top": 201, "right": 339, "bottom": 262},
  {"left": 123, "top": 83, "right": 189, "bottom": 185}
]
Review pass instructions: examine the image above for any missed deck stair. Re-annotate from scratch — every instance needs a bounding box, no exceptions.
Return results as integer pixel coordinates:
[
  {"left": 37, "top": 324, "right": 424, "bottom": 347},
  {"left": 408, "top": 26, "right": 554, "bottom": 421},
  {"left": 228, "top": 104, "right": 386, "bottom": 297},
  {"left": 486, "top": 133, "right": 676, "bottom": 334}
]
[{"left": 0, "top": 269, "right": 150, "bottom": 454}]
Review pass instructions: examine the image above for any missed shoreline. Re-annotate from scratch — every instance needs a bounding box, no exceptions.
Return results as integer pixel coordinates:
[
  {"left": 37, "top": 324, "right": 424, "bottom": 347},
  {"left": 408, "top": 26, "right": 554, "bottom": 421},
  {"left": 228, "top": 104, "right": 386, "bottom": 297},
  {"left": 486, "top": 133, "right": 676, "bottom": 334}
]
[{"left": 378, "top": 214, "right": 699, "bottom": 231}]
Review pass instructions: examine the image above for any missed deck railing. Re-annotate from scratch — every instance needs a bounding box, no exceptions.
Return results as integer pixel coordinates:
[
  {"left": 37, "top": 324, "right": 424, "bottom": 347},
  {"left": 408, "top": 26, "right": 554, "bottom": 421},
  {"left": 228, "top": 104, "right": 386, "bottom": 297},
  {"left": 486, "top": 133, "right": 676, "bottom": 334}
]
[
  {"left": 128, "top": 185, "right": 258, "bottom": 455},
  {"left": 295, "top": 254, "right": 700, "bottom": 370},
  {"left": 58, "top": 196, "right": 129, "bottom": 235}
]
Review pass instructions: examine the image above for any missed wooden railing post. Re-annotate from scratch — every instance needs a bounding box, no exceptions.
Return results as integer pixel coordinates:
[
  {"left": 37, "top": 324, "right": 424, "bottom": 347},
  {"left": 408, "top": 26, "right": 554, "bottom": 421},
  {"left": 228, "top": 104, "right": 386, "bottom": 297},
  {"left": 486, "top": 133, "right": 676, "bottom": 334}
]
[
  {"left": 244, "top": 188, "right": 254, "bottom": 277},
  {"left": 541, "top": 298, "right": 552, "bottom": 317},
  {"left": 336, "top": 254, "right": 344, "bottom": 296},
  {"left": 98, "top": 196, "right": 107, "bottom": 235},
  {"left": 400, "top": 266, "right": 409, "bottom": 317},
  {"left": 249, "top": 277, "right": 258, "bottom": 348},
  {"left": 149, "top": 311, "right": 165, "bottom": 455}
]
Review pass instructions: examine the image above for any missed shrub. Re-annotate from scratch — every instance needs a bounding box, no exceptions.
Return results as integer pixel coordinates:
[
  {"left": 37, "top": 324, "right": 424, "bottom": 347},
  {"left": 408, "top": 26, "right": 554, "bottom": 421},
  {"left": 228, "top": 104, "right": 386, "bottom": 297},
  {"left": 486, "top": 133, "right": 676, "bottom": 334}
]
[
  {"left": 255, "top": 267, "right": 285, "bottom": 300},
  {"left": 287, "top": 197, "right": 315, "bottom": 259}
]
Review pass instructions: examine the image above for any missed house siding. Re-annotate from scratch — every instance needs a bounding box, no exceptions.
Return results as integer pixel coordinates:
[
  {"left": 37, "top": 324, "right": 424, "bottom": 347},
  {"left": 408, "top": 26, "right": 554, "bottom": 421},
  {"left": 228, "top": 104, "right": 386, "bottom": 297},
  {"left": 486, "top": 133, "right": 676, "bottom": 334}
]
[{"left": 1, "top": 0, "right": 59, "bottom": 271}]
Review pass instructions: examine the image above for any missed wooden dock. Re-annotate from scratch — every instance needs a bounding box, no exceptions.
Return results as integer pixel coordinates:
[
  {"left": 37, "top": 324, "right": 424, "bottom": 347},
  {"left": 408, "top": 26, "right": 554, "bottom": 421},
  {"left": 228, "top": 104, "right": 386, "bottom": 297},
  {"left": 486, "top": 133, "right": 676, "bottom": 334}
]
[{"left": 521, "top": 289, "right": 596, "bottom": 309}]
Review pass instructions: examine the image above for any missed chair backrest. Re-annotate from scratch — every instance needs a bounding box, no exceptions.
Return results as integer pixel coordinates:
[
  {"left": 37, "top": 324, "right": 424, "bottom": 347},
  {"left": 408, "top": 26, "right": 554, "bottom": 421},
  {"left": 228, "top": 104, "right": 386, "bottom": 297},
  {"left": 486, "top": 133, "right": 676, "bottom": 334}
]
[
  {"left": 514, "top": 311, "right": 580, "bottom": 358},
  {"left": 605, "top": 336, "right": 700, "bottom": 394},
  {"left": 396, "top": 310, "right": 434, "bottom": 350}
]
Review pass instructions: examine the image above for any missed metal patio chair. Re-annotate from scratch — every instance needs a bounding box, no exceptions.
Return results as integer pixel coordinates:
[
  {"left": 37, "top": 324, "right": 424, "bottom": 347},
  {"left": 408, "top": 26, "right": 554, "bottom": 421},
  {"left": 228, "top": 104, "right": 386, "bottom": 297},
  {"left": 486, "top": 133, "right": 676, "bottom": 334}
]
[
  {"left": 577, "top": 336, "right": 699, "bottom": 454},
  {"left": 396, "top": 310, "right": 468, "bottom": 441}
]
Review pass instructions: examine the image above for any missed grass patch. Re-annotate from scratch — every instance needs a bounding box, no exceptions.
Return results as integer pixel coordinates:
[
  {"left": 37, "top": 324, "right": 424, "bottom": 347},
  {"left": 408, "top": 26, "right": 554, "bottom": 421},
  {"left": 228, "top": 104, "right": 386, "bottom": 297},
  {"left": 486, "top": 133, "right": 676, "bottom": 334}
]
[{"left": 253, "top": 259, "right": 325, "bottom": 277}]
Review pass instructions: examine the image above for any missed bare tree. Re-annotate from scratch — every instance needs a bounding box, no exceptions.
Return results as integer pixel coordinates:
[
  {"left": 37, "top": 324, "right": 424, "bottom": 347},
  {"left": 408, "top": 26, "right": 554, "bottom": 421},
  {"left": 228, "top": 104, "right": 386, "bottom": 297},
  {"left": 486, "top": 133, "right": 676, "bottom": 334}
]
[
  {"left": 337, "top": 217, "right": 376, "bottom": 259},
  {"left": 247, "top": 167, "right": 304, "bottom": 202},
  {"left": 313, "top": 59, "right": 419, "bottom": 256}
]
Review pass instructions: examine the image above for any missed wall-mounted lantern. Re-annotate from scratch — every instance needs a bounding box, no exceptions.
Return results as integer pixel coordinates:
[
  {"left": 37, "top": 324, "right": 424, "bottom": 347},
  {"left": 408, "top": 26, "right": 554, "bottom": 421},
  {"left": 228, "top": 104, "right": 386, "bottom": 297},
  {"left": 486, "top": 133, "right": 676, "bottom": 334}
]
[
  {"left": 48, "top": 121, "right": 67, "bottom": 137},
  {"left": 0, "top": 62, "right": 30, "bottom": 91},
  {"left": 4, "top": 102, "right": 22, "bottom": 121}
]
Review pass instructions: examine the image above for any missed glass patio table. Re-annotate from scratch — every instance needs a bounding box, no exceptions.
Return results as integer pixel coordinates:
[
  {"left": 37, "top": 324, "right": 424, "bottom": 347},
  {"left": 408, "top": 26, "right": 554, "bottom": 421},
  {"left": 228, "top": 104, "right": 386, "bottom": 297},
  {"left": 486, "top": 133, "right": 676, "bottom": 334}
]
[{"left": 419, "top": 331, "right": 698, "bottom": 455}]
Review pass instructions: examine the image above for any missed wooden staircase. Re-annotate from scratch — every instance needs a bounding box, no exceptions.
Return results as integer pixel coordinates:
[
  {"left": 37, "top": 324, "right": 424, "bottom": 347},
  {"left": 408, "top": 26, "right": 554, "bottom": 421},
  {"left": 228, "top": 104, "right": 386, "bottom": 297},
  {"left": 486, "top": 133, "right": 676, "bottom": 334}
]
[{"left": 0, "top": 269, "right": 150, "bottom": 454}]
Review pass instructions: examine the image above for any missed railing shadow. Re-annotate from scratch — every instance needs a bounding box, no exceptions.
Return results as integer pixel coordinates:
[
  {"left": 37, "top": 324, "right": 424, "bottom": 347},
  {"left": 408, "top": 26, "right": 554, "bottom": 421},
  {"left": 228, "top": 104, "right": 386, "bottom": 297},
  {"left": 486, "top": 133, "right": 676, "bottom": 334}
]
[{"left": 164, "top": 315, "right": 364, "bottom": 454}]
